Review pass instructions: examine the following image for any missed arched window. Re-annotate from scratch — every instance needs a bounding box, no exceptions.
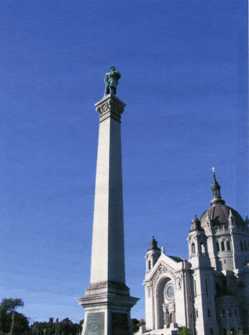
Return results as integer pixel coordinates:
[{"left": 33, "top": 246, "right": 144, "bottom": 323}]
[
  {"left": 221, "top": 241, "right": 225, "bottom": 251},
  {"left": 226, "top": 240, "right": 231, "bottom": 251},
  {"left": 191, "top": 243, "right": 196, "bottom": 255},
  {"left": 148, "top": 260, "right": 151, "bottom": 270},
  {"left": 201, "top": 243, "right": 205, "bottom": 254},
  {"left": 216, "top": 241, "right": 220, "bottom": 252}
]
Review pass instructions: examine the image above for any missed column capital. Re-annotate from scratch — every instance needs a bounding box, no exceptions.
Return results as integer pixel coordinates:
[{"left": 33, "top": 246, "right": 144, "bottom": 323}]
[{"left": 95, "top": 94, "right": 126, "bottom": 123}]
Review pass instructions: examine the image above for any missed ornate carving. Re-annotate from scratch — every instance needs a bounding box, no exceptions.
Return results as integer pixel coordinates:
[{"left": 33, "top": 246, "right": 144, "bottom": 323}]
[
  {"left": 95, "top": 95, "right": 125, "bottom": 123},
  {"left": 151, "top": 263, "right": 176, "bottom": 287}
]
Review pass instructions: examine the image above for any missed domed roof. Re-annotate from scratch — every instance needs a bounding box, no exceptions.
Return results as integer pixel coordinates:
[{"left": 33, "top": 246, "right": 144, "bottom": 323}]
[
  {"left": 200, "top": 203, "right": 244, "bottom": 227},
  {"left": 200, "top": 170, "right": 245, "bottom": 228}
]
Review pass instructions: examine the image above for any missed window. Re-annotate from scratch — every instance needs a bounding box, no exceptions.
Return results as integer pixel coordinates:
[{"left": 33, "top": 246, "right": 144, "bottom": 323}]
[
  {"left": 148, "top": 260, "right": 151, "bottom": 270},
  {"left": 227, "top": 240, "right": 231, "bottom": 251},
  {"left": 228, "top": 310, "right": 232, "bottom": 317},
  {"left": 216, "top": 241, "right": 220, "bottom": 252},
  {"left": 191, "top": 243, "right": 196, "bottom": 255},
  {"left": 244, "top": 241, "right": 247, "bottom": 251},
  {"left": 210, "top": 328, "right": 214, "bottom": 335},
  {"left": 193, "top": 279, "right": 197, "bottom": 297},
  {"left": 208, "top": 308, "right": 211, "bottom": 317},
  {"left": 240, "top": 241, "right": 244, "bottom": 252},
  {"left": 221, "top": 241, "right": 225, "bottom": 251},
  {"left": 201, "top": 243, "right": 205, "bottom": 254}
]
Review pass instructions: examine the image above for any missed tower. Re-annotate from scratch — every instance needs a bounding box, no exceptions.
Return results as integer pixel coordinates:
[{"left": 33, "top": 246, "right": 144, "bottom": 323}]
[
  {"left": 145, "top": 237, "right": 161, "bottom": 272},
  {"left": 79, "top": 67, "right": 138, "bottom": 335},
  {"left": 188, "top": 216, "right": 218, "bottom": 335}
]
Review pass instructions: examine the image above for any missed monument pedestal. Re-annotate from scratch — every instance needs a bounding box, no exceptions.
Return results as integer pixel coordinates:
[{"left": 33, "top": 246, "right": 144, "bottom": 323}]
[{"left": 80, "top": 282, "right": 137, "bottom": 335}]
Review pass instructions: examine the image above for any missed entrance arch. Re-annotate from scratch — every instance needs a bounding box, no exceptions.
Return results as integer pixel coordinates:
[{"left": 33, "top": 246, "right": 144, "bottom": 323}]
[{"left": 155, "top": 275, "right": 175, "bottom": 329}]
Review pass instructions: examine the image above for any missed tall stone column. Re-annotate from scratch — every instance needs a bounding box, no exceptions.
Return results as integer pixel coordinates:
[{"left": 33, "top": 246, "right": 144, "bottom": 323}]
[{"left": 79, "top": 68, "right": 138, "bottom": 335}]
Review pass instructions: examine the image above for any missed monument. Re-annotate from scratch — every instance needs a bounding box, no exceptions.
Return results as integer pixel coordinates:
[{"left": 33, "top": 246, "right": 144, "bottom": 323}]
[{"left": 79, "top": 67, "right": 138, "bottom": 335}]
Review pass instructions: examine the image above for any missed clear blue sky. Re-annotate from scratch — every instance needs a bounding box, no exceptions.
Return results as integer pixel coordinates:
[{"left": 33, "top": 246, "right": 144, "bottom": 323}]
[{"left": 0, "top": 0, "right": 248, "bottom": 323}]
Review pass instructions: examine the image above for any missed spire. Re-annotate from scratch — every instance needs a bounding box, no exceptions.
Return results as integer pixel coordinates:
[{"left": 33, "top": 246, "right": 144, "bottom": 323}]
[
  {"left": 190, "top": 215, "right": 203, "bottom": 232},
  {"left": 148, "top": 236, "right": 160, "bottom": 251},
  {"left": 211, "top": 167, "right": 225, "bottom": 205}
]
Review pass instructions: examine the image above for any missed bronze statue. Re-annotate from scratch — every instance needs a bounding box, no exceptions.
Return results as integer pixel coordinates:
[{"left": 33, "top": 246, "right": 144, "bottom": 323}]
[{"left": 104, "top": 66, "right": 121, "bottom": 96}]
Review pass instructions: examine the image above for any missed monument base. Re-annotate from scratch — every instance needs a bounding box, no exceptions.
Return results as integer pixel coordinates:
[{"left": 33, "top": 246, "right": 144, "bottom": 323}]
[{"left": 79, "top": 281, "right": 138, "bottom": 335}]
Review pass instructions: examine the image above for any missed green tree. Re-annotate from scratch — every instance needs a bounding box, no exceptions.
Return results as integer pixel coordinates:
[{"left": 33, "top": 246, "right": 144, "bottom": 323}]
[
  {"left": 0, "top": 298, "right": 29, "bottom": 335},
  {"left": 131, "top": 319, "right": 140, "bottom": 332}
]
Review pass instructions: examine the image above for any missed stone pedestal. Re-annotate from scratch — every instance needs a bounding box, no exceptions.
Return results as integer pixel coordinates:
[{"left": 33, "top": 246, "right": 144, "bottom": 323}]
[
  {"left": 79, "top": 93, "right": 138, "bottom": 335},
  {"left": 80, "top": 282, "right": 137, "bottom": 335}
]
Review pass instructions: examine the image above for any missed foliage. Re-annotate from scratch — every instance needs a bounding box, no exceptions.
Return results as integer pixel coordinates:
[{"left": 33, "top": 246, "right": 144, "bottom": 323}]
[
  {"left": 0, "top": 298, "right": 82, "bottom": 335},
  {"left": 0, "top": 298, "right": 28, "bottom": 335},
  {"left": 30, "top": 318, "right": 82, "bottom": 335},
  {"left": 179, "top": 326, "right": 190, "bottom": 335},
  {"left": 0, "top": 299, "right": 24, "bottom": 314},
  {"left": 131, "top": 319, "right": 140, "bottom": 332}
]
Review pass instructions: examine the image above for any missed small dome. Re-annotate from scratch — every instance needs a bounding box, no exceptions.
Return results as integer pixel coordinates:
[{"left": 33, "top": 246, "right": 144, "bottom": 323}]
[
  {"left": 148, "top": 236, "right": 160, "bottom": 251},
  {"left": 190, "top": 215, "right": 204, "bottom": 232}
]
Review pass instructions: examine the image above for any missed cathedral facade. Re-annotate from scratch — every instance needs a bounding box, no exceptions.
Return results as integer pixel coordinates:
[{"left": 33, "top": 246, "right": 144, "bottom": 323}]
[{"left": 142, "top": 173, "right": 249, "bottom": 335}]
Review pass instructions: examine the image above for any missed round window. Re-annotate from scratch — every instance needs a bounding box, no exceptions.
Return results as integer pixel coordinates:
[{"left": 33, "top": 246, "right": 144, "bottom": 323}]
[{"left": 164, "top": 281, "right": 175, "bottom": 301}]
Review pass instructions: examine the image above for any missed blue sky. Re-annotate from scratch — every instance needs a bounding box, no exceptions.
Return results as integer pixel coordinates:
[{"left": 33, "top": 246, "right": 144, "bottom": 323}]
[{"left": 0, "top": 0, "right": 248, "bottom": 323}]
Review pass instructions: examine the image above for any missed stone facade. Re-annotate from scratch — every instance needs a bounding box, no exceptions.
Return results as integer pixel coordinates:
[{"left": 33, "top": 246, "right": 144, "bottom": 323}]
[{"left": 142, "top": 174, "right": 249, "bottom": 335}]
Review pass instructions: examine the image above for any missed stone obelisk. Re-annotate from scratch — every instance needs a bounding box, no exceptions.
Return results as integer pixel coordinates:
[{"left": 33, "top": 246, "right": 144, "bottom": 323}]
[{"left": 79, "top": 67, "right": 138, "bottom": 335}]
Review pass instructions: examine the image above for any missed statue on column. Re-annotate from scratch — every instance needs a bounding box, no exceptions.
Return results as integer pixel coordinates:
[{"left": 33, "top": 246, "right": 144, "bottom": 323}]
[{"left": 104, "top": 66, "right": 121, "bottom": 96}]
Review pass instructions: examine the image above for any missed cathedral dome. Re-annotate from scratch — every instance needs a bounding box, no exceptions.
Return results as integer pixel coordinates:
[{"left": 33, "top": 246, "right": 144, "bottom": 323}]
[
  {"left": 200, "top": 203, "right": 244, "bottom": 227},
  {"left": 200, "top": 171, "right": 244, "bottom": 228}
]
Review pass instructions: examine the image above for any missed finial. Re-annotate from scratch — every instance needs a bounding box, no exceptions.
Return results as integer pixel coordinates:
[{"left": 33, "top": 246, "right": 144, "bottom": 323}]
[
  {"left": 104, "top": 66, "right": 121, "bottom": 96},
  {"left": 210, "top": 167, "right": 224, "bottom": 205}
]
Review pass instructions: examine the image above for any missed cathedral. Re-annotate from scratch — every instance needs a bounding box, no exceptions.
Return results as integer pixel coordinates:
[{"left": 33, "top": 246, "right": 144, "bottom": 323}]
[{"left": 142, "top": 172, "right": 249, "bottom": 335}]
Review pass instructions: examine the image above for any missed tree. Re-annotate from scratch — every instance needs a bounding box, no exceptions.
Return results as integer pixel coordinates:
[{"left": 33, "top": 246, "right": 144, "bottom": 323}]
[
  {"left": 30, "top": 318, "right": 81, "bottom": 335},
  {"left": 0, "top": 298, "right": 29, "bottom": 335},
  {"left": 131, "top": 319, "right": 140, "bottom": 332}
]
